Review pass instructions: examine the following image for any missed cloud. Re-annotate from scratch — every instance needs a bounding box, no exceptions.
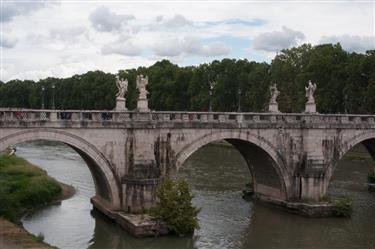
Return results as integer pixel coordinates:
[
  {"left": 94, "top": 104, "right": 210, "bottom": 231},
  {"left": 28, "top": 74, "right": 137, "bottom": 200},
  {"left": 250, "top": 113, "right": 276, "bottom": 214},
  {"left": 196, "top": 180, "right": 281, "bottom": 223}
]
[
  {"left": 153, "top": 36, "right": 230, "bottom": 57},
  {"left": 0, "top": 36, "right": 17, "bottom": 48},
  {"left": 9, "top": 60, "right": 98, "bottom": 82},
  {"left": 253, "top": 26, "right": 305, "bottom": 52},
  {"left": 49, "top": 27, "right": 89, "bottom": 42},
  {"left": 1, "top": 2, "right": 53, "bottom": 22},
  {"left": 162, "top": 14, "right": 192, "bottom": 28},
  {"left": 101, "top": 40, "right": 142, "bottom": 56},
  {"left": 319, "top": 35, "right": 375, "bottom": 53},
  {"left": 89, "top": 6, "right": 135, "bottom": 32},
  {"left": 152, "top": 14, "right": 192, "bottom": 30},
  {"left": 205, "top": 18, "right": 266, "bottom": 27}
]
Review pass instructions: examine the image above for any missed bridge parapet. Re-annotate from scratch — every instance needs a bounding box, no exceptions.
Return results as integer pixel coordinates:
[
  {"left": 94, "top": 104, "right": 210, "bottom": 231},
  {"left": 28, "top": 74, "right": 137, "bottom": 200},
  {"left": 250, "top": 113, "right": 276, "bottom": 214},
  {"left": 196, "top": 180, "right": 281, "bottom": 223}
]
[{"left": 1, "top": 109, "right": 375, "bottom": 129}]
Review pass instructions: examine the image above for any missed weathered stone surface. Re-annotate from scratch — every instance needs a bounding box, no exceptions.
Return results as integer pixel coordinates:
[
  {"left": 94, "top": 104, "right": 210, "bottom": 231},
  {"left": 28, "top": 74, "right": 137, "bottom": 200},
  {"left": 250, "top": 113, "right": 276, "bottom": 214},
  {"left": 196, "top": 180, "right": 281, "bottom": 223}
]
[
  {"left": 368, "top": 183, "right": 375, "bottom": 191},
  {"left": 115, "top": 97, "right": 127, "bottom": 111},
  {"left": 116, "top": 213, "right": 168, "bottom": 237},
  {"left": 1, "top": 109, "right": 375, "bottom": 220},
  {"left": 255, "top": 196, "right": 338, "bottom": 217}
]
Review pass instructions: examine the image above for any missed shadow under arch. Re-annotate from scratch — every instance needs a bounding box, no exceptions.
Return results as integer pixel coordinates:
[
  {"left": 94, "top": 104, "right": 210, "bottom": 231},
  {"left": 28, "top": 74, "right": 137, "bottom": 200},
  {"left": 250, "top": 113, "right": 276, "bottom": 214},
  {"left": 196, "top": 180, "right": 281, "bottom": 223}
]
[
  {"left": 0, "top": 128, "right": 121, "bottom": 209},
  {"left": 326, "top": 131, "right": 375, "bottom": 183},
  {"left": 175, "top": 131, "right": 292, "bottom": 201}
]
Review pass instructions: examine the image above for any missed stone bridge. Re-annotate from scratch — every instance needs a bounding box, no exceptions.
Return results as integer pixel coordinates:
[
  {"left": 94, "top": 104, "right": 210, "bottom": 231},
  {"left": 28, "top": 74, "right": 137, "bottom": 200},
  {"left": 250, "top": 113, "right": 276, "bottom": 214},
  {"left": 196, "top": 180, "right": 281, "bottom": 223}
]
[{"left": 1, "top": 109, "right": 375, "bottom": 218}]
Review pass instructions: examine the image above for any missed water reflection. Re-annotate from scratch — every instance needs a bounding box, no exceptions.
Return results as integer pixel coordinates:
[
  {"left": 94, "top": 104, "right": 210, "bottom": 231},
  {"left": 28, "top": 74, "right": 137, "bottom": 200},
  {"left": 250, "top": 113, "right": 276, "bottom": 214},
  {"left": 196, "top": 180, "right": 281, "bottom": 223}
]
[
  {"left": 88, "top": 210, "right": 196, "bottom": 249},
  {"left": 16, "top": 141, "right": 375, "bottom": 249}
]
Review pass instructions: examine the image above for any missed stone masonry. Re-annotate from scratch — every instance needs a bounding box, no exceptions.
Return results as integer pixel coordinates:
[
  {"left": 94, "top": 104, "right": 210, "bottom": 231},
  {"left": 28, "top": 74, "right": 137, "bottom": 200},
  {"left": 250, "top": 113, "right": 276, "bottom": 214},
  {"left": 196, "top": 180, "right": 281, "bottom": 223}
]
[{"left": 1, "top": 109, "right": 375, "bottom": 217}]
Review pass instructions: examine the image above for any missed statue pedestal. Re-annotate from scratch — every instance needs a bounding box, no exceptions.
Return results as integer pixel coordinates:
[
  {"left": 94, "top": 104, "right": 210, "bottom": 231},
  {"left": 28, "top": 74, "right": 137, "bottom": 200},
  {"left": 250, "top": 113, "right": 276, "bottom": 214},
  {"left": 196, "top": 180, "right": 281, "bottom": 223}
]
[
  {"left": 115, "top": 97, "right": 127, "bottom": 111},
  {"left": 305, "top": 102, "right": 316, "bottom": 113},
  {"left": 137, "top": 98, "right": 149, "bottom": 112},
  {"left": 269, "top": 103, "right": 279, "bottom": 113}
]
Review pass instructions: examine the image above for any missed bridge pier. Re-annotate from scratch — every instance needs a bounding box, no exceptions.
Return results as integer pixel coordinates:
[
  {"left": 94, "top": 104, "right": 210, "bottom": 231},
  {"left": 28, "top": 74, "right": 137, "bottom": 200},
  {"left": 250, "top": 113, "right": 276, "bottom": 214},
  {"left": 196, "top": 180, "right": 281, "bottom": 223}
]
[
  {"left": 122, "top": 178, "right": 159, "bottom": 213},
  {"left": 299, "top": 175, "right": 328, "bottom": 201}
]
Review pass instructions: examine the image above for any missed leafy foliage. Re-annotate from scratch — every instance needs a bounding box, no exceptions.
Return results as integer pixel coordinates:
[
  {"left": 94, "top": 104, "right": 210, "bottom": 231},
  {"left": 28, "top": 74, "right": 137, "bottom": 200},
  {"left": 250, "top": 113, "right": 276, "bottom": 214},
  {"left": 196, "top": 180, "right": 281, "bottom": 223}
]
[
  {"left": 150, "top": 177, "right": 200, "bottom": 236},
  {"left": 334, "top": 196, "right": 353, "bottom": 217},
  {"left": 1, "top": 44, "right": 374, "bottom": 114},
  {"left": 0, "top": 155, "right": 62, "bottom": 222}
]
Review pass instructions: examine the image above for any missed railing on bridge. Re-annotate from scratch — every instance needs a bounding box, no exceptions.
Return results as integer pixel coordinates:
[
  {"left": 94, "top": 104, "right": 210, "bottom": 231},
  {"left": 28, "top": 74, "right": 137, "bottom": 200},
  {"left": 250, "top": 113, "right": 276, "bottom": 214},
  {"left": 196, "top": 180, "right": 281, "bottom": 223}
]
[{"left": 1, "top": 108, "right": 375, "bottom": 126}]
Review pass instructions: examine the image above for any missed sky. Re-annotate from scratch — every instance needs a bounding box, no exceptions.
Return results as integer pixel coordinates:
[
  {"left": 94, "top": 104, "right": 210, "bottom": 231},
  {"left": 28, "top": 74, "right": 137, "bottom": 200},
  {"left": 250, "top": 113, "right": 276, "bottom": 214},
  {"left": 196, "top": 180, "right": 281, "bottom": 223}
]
[{"left": 1, "top": 0, "right": 374, "bottom": 82}]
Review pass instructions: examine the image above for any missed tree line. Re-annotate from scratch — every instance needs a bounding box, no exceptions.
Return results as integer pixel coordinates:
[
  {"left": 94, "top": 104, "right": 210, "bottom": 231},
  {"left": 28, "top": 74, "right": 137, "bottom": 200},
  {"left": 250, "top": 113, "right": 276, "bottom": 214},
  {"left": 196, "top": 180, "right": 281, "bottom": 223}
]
[{"left": 1, "top": 43, "right": 374, "bottom": 114}]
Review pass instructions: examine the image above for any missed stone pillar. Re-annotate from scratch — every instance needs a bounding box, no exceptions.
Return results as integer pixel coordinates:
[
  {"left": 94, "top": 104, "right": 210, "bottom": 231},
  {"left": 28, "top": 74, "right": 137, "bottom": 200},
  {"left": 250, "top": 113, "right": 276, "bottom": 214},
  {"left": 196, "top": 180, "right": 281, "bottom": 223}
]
[
  {"left": 299, "top": 175, "right": 327, "bottom": 201},
  {"left": 137, "top": 98, "right": 149, "bottom": 112},
  {"left": 115, "top": 97, "right": 127, "bottom": 111},
  {"left": 136, "top": 75, "right": 150, "bottom": 112},
  {"left": 305, "top": 102, "right": 316, "bottom": 113},
  {"left": 50, "top": 111, "right": 57, "bottom": 121},
  {"left": 122, "top": 177, "right": 159, "bottom": 213},
  {"left": 121, "top": 158, "right": 161, "bottom": 213},
  {"left": 269, "top": 103, "right": 279, "bottom": 113}
]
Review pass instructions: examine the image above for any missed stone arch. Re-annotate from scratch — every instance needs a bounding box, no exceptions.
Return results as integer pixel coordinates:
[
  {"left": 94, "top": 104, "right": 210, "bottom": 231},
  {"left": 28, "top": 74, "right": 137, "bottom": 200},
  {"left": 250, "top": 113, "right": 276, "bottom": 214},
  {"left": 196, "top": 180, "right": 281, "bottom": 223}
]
[
  {"left": 175, "top": 130, "right": 292, "bottom": 200},
  {"left": 0, "top": 128, "right": 121, "bottom": 209},
  {"left": 326, "top": 130, "right": 375, "bottom": 182}
]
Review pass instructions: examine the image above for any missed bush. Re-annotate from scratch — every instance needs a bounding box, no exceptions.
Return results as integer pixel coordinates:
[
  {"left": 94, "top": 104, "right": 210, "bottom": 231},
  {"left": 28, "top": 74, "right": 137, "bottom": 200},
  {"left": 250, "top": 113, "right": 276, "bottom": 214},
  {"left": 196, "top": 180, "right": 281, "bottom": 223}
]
[
  {"left": 334, "top": 196, "right": 353, "bottom": 217},
  {"left": 368, "top": 172, "right": 375, "bottom": 183},
  {"left": 150, "top": 177, "right": 200, "bottom": 236}
]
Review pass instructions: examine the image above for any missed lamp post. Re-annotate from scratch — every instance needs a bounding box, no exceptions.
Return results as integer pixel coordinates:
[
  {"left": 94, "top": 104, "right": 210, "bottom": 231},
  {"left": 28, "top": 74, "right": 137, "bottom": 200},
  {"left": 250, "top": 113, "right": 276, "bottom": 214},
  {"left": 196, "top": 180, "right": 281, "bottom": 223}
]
[
  {"left": 237, "top": 88, "right": 242, "bottom": 112},
  {"left": 51, "top": 84, "right": 55, "bottom": 109},
  {"left": 209, "top": 83, "right": 214, "bottom": 112},
  {"left": 41, "top": 86, "right": 45, "bottom": 109},
  {"left": 344, "top": 94, "right": 348, "bottom": 114}
]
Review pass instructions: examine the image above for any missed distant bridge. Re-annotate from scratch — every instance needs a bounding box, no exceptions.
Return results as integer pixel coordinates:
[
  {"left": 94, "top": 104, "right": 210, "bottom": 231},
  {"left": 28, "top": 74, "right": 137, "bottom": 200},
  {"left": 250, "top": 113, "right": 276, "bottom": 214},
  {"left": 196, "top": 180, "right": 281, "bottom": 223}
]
[{"left": 1, "top": 109, "right": 374, "bottom": 218}]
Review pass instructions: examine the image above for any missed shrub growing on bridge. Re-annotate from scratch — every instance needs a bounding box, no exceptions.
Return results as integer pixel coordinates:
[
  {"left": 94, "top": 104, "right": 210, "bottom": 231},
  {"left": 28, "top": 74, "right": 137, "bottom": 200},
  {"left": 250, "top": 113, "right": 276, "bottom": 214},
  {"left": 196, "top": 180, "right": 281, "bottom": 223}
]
[
  {"left": 150, "top": 177, "right": 200, "bottom": 236},
  {"left": 334, "top": 196, "right": 353, "bottom": 217}
]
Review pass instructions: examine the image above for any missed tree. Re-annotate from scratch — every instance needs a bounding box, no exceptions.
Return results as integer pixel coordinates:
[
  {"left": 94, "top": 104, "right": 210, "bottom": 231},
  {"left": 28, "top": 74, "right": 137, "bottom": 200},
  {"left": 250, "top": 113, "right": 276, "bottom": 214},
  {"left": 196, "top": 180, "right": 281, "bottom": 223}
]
[
  {"left": 150, "top": 177, "right": 200, "bottom": 236},
  {"left": 0, "top": 44, "right": 374, "bottom": 114}
]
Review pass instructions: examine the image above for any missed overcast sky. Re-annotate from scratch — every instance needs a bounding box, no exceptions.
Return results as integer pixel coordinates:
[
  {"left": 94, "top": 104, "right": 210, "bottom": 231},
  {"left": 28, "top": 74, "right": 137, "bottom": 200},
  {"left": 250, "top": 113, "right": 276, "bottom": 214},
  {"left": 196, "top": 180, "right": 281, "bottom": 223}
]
[{"left": 1, "top": 0, "right": 374, "bottom": 82}]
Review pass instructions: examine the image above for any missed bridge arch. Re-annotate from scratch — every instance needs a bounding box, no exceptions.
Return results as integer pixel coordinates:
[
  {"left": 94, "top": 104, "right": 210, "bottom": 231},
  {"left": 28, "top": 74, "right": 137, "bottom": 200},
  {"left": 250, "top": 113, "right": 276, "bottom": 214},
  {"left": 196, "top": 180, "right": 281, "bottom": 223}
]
[
  {"left": 0, "top": 128, "right": 121, "bottom": 209},
  {"left": 326, "top": 131, "right": 375, "bottom": 182},
  {"left": 175, "top": 131, "right": 292, "bottom": 200}
]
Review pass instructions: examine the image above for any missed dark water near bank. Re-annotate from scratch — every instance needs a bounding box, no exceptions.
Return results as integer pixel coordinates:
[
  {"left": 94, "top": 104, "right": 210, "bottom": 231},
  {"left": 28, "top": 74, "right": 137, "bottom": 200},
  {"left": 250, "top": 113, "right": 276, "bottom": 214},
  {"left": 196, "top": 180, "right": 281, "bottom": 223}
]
[{"left": 16, "top": 141, "right": 375, "bottom": 249}]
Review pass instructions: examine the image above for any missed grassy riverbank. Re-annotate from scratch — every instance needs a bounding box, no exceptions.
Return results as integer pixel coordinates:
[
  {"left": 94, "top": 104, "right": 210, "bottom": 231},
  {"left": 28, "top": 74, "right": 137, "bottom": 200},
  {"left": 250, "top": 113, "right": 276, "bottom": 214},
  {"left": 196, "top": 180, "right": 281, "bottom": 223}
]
[{"left": 0, "top": 154, "right": 75, "bottom": 248}]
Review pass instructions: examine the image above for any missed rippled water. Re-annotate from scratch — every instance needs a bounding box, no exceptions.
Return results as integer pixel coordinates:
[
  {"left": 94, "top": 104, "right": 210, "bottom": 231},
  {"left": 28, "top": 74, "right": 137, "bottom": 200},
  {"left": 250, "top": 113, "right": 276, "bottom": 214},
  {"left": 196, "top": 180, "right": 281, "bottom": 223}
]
[{"left": 16, "top": 141, "right": 375, "bottom": 249}]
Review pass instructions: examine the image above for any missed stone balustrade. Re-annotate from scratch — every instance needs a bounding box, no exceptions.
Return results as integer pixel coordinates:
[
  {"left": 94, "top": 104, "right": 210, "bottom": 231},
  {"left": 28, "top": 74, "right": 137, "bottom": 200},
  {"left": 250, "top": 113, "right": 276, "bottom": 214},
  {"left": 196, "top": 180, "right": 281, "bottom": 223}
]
[{"left": 0, "top": 108, "right": 375, "bottom": 128}]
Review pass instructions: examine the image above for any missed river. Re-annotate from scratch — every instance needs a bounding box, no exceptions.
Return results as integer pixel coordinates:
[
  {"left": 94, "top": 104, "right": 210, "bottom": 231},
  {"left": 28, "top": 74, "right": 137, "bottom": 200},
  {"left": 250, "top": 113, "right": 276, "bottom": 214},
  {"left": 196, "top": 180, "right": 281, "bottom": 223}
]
[{"left": 15, "top": 141, "right": 375, "bottom": 249}]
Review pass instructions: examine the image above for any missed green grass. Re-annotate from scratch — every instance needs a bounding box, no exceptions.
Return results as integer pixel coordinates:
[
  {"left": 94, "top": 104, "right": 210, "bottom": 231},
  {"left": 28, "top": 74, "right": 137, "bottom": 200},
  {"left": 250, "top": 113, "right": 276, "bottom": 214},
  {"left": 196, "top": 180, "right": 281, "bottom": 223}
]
[{"left": 0, "top": 154, "right": 62, "bottom": 222}]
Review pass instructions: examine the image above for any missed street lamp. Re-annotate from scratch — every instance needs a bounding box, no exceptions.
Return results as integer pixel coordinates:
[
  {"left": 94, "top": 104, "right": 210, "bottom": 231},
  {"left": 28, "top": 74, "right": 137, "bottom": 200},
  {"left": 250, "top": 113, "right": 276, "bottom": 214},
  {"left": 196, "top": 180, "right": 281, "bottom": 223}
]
[
  {"left": 344, "top": 94, "right": 348, "bottom": 114},
  {"left": 51, "top": 84, "right": 55, "bottom": 109},
  {"left": 41, "top": 86, "right": 45, "bottom": 109},
  {"left": 237, "top": 88, "right": 242, "bottom": 112},
  {"left": 209, "top": 83, "right": 214, "bottom": 112}
]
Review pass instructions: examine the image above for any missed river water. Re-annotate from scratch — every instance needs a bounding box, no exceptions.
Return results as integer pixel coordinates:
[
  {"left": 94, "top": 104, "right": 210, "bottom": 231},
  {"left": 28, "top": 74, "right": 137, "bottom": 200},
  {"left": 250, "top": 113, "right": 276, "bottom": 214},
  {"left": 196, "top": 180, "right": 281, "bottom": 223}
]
[{"left": 15, "top": 141, "right": 375, "bottom": 249}]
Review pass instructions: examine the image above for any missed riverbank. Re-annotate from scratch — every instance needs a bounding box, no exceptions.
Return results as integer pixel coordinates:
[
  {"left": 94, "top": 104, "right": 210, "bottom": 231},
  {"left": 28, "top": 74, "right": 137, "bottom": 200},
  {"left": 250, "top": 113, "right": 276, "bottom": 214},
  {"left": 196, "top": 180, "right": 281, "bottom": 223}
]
[{"left": 0, "top": 154, "right": 75, "bottom": 249}]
